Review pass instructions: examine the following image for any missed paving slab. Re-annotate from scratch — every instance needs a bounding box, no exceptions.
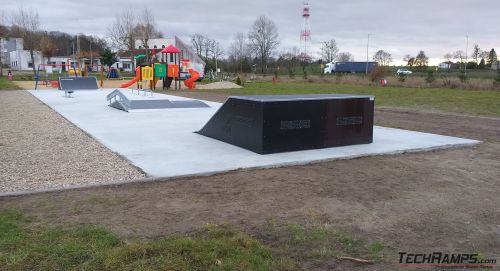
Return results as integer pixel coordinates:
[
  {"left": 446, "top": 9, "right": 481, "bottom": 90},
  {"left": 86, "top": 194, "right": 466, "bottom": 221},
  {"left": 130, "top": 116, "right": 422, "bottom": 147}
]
[{"left": 29, "top": 89, "right": 480, "bottom": 179}]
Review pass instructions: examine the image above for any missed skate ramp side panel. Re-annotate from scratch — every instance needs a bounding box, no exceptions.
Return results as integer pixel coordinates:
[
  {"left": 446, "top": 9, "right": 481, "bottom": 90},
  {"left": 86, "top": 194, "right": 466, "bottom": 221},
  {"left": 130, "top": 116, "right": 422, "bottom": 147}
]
[
  {"left": 197, "top": 97, "right": 265, "bottom": 154},
  {"left": 58, "top": 77, "right": 99, "bottom": 90}
]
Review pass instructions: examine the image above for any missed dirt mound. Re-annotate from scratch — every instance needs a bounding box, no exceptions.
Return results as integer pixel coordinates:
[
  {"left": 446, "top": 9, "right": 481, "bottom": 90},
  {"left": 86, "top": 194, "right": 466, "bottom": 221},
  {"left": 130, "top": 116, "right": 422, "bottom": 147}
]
[{"left": 197, "top": 81, "right": 242, "bottom": 90}]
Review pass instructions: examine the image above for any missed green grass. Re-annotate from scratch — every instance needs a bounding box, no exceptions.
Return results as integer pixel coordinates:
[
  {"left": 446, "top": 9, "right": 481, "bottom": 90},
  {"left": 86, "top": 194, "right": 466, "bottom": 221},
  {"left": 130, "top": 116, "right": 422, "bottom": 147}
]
[
  {"left": 0, "top": 77, "right": 18, "bottom": 90},
  {"left": 207, "top": 82, "right": 500, "bottom": 117},
  {"left": 0, "top": 210, "right": 387, "bottom": 270},
  {"left": 0, "top": 210, "right": 295, "bottom": 271},
  {"left": 262, "top": 216, "right": 387, "bottom": 263}
]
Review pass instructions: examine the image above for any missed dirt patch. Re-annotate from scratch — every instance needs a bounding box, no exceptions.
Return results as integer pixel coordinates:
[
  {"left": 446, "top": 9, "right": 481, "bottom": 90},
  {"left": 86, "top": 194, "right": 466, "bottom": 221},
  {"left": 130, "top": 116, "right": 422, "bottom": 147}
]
[{"left": 1, "top": 90, "right": 500, "bottom": 270}]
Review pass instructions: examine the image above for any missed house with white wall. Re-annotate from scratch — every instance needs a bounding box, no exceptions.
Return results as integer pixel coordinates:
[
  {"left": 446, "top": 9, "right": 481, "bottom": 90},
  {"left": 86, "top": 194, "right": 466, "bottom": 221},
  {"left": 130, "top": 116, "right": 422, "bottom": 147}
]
[
  {"left": 9, "top": 50, "right": 43, "bottom": 71},
  {"left": 2, "top": 38, "right": 46, "bottom": 71}
]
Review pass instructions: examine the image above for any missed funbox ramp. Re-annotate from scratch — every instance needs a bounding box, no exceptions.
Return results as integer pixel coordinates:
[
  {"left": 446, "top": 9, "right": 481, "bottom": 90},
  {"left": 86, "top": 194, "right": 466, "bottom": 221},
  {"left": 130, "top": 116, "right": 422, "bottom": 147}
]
[
  {"left": 106, "top": 89, "right": 210, "bottom": 112},
  {"left": 197, "top": 94, "right": 375, "bottom": 154}
]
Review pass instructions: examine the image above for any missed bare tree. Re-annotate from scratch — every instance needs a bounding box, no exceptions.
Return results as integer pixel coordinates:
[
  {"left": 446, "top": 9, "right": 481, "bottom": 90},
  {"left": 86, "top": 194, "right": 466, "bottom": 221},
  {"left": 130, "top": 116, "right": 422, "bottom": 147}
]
[
  {"left": 320, "top": 39, "right": 339, "bottom": 63},
  {"left": 372, "top": 50, "right": 392, "bottom": 66},
  {"left": 453, "top": 50, "right": 465, "bottom": 64},
  {"left": 211, "top": 41, "right": 224, "bottom": 74},
  {"left": 414, "top": 50, "right": 428, "bottom": 67},
  {"left": 472, "top": 44, "right": 482, "bottom": 67},
  {"left": 11, "top": 7, "right": 40, "bottom": 76},
  {"left": 203, "top": 38, "right": 215, "bottom": 61},
  {"left": 443, "top": 53, "right": 453, "bottom": 70},
  {"left": 248, "top": 15, "right": 279, "bottom": 74},
  {"left": 135, "top": 8, "right": 162, "bottom": 50},
  {"left": 444, "top": 53, "right": 453, "bottom": 63},
  {"left": 337, "top": 52, "right": 354, "bottom": 62},
  {"left": 479, "top": 50, "right": 489, "bottom": 61},
  {"left": 108, "top": 8, "right": 162, "bottom": 66},
  {"left": 229, "top": 33, "right": 248, "bottom": 73},
  {"left": 40, "top": 36, "right": 57, "bottom": 63},
  {"left": 108, "top": 9, "right": 136, "bottom": 52},
  {"left": 191, "top": 33, "right": 206, "bottom": 57}
]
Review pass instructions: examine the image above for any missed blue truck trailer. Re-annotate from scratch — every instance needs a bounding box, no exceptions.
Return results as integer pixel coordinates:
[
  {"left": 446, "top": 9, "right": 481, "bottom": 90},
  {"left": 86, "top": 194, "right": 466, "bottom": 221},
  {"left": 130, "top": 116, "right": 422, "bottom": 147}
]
[{"left": 324, "top": 61, "right": 378, "bottom": 74}]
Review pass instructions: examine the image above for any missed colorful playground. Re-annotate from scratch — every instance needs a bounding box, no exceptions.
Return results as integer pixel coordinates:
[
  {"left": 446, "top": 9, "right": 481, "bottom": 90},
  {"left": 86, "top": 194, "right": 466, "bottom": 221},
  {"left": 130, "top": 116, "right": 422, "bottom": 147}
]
[{"left": 32, "top": 44, "right": 202, "bottom": 92}]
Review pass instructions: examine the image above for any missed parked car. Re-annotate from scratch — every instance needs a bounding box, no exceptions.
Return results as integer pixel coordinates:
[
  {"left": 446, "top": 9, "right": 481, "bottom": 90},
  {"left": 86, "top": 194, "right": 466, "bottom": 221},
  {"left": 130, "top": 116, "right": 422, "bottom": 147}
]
[{"left": 396, "top": 69, "right": 413, "bottom": 75}]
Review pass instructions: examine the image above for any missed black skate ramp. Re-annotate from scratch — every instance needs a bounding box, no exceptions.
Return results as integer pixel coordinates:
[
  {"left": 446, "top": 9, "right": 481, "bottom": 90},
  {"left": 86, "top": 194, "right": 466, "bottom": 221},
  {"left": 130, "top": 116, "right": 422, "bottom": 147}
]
[
  {"left": 58, "top": 77, "right": 99, "bottom": 90},
  {"left": 197, "top": 94, "right": 375, "bottom": 154}
]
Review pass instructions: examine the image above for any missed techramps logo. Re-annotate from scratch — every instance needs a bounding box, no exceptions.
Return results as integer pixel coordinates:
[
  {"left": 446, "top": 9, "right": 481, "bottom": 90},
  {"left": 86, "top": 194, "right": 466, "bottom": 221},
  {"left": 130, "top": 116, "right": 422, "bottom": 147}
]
[{"left": 398, "top": 252, "right": 497, "bottom": 270}]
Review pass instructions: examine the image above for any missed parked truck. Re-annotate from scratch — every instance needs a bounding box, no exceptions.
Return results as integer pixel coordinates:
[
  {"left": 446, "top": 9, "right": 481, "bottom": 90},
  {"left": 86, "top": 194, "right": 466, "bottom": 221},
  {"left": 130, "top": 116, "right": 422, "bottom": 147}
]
[{"left": 324, "top": 61, "right": 378, "bottom": 74}]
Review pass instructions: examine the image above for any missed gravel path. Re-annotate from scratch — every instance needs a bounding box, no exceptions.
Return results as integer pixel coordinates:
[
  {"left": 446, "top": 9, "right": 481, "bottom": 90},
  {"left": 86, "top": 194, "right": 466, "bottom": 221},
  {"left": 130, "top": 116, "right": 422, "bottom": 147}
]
[
  {"left": 196, "top": 81, "right": 242, "bottom": 90},
  {"left": 0, "top": 91, "right": 146, "bottom": 193}
]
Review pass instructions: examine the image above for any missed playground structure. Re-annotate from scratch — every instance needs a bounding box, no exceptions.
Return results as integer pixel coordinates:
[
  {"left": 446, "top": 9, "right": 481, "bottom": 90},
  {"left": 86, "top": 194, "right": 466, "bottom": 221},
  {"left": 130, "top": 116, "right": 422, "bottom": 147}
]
[{"left": 119, "top": 44, "right": 201, "bottom": 91}]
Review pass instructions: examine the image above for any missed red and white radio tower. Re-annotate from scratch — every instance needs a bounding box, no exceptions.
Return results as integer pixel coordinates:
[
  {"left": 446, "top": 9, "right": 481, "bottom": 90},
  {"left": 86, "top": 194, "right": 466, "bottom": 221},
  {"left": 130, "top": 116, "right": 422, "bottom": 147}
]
[{"left": 300, "top": 1, "right": 311, "bottom": 60}]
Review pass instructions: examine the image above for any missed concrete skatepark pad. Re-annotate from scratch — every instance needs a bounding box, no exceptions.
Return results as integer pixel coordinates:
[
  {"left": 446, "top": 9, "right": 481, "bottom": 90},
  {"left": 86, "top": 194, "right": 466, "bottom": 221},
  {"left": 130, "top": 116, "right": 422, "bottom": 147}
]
[
  {"left": 29, "top": 89, "right": 480, "bottom": 187},
  {"left": 107, "top": 89, "right": 209, "bottom": 112},
  {"left": 58, "top": 77, "right": 99, "bottom": 90},
  {"left": 198, "top": 94, "right": 374, "bottom": 154}
]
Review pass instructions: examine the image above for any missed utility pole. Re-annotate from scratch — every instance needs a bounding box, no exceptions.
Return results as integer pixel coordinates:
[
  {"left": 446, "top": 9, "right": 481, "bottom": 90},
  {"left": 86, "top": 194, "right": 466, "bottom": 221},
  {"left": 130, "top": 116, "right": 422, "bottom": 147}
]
[
  {"left": 465, "top": 34, "right": 469, "bottom": 76},
  {"left": 366, "top": 34, "right": 371, "bottom": 74},
  {"left": 76, "top": 34, "right": 80, "bottom": 68},
  {"left": 90, "top": 39, "right": 93, "bottom": 71}
]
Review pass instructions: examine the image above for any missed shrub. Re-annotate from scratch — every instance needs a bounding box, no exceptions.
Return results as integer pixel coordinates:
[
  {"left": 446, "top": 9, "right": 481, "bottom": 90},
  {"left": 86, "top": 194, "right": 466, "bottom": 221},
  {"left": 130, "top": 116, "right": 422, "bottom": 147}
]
[
  {"left": 426, "top": 70, "right": 436, "bottom": 83},
  {"left": 493, "top": 70, "right": 500, "bottom": 88},
  {"left": 397, "top": 73, "right": 407, "bottom": 82},
  {"left": 235, "top": 76, "right": 242, "bottom": 86},
  {"left": 369, "top": 66, "right": 386, "bottom": 82},
  {"left": 458, "top": 70, "right": 468, "bottom": 83}
]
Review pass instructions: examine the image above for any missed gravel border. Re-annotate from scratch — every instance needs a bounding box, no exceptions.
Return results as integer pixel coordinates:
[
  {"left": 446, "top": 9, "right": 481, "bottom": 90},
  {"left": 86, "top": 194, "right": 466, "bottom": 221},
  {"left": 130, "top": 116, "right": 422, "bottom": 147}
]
[{"left": 0, "top": 90, "right": 146, "bottom": 193}]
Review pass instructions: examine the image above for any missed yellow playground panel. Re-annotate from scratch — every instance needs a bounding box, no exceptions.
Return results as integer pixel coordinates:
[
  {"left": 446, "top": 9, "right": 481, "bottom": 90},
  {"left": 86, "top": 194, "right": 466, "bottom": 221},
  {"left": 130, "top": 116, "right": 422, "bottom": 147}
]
[
  {"left": 141, "top": 66, "right": 154, "bottom": 81},
  {"left": 67, "top": 68, "right": 81, "bottom": 77}
]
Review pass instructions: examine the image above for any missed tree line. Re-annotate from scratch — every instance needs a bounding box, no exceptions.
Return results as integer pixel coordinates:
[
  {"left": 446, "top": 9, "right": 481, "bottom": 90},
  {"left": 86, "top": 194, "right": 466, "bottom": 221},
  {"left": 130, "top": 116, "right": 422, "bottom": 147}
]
[
  {"left": 0, "top": 7, "right": 108, "bottom": 76},
  {"left": 1, "top": 6, "right": 498, "bottom": 78}
]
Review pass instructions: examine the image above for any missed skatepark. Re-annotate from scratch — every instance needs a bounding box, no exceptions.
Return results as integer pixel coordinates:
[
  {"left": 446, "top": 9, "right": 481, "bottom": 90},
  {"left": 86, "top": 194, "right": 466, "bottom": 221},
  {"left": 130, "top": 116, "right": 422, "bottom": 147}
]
[{"left": 2, "top": 78, "right": 477, "bottom": 194}]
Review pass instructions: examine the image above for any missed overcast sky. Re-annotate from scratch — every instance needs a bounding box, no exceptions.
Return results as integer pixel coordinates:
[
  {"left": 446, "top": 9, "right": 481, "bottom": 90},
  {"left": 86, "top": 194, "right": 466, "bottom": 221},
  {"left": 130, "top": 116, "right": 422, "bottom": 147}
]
[{"left": 2, "top": 0, "right": 499, "bottom": 64}]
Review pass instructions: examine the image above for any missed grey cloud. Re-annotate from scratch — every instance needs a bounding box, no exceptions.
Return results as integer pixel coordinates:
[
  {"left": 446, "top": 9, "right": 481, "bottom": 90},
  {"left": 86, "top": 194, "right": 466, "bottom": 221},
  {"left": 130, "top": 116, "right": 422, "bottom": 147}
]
[{"left": 2, "top": 0, "right": 498, "bottom": 63}]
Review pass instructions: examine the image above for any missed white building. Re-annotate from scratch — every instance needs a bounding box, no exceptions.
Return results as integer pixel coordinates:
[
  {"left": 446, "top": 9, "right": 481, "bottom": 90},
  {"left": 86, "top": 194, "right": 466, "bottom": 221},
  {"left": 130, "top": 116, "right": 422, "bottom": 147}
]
[
  {"left": 1, "top": 38, "right": 22, "bottom": 66},
  {"left": 9, "top": 49, "right": 43, "bottom": 71},
  {"left": 114, "top": 56, "right": 133, "bottom": 72},
  {"left": 438, "top": 62, "right": 451, "bottom": 70},
  {"left": 1, "top": 38, "right": 46, "bottom": 71}
]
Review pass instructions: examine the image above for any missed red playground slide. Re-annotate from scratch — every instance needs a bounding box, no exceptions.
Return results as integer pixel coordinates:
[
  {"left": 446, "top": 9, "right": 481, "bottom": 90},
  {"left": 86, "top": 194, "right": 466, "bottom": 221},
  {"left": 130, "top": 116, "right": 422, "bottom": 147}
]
[
  {"left": 184, "top": 69, "right": 200, "bottom": 89},
  {"left": 120, "top": 67, "right": 141, "bottom": 88}
]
